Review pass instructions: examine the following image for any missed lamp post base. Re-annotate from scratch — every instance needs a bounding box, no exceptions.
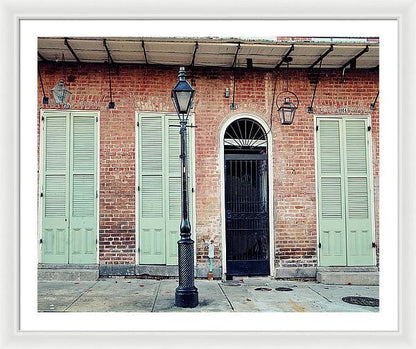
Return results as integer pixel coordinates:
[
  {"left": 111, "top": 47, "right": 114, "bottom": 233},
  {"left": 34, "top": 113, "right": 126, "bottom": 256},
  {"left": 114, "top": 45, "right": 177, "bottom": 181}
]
[{"left": 175, "top": 286, "right": 199, "bottom": 308}]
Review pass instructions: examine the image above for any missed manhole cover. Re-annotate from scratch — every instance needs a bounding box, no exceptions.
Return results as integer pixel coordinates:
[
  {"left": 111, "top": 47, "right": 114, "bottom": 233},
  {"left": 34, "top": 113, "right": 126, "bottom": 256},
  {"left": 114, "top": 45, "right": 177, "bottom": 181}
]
[
  {"left": 275, "top": 287, "right": 293, "bottom": 292},
  {"left": 254, "top": 287, "right": 272, "bottom": 291},
  {"left": 342, "top": 296, "right": 379, "bottom": 307}
]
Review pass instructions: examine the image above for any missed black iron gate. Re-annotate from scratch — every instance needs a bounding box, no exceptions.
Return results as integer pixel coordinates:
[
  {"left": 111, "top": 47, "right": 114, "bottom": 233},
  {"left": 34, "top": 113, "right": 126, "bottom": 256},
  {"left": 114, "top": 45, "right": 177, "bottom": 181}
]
[{"left": 225, "top": 153, "right": 270, "bottom": 276}]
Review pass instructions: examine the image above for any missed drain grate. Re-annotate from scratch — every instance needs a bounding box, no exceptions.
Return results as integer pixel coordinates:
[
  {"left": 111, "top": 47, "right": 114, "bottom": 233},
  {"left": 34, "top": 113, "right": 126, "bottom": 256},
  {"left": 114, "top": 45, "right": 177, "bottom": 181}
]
[
  {"left": 221, "top": 282, "right": 241, "bottom": 286},
  {"left": 342, "top": 296, "right": 379, "bottom": 307},
  {"left": 275, "top": 287, "right": 293, "bottom": 292},
  {"left": 254, "top": 287, "right": 272, "bottom": 291}
]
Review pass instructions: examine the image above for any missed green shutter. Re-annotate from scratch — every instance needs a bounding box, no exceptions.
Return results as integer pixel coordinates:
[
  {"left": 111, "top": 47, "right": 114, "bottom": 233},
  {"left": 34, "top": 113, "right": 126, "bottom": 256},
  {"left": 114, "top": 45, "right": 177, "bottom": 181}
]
[
  {"left": 165, "top": 118, "right": 181, "bottom": 265},
  {"left": 344, "top": 119, "right": 373, "bottom": 265},
  {"left": 42, "top": 112, "right": 70, "bottom": 263},
  {"left": 69, "top": 113, "right": 97, "bottom": 264},
  {"left": 317, "top": 119, "right": 347, "bottom": 266},
  {"left": 138, "top": 113, "right": 195, "bottom": 265},
  {"left": 317, "top": 117, "right": 374, "bottom": 267},
  {"left": 41, "top": 111, "right": 97, "bottom": 264},
  {"left": 139, "top": 115, "right": 166, "bottom": 264}
]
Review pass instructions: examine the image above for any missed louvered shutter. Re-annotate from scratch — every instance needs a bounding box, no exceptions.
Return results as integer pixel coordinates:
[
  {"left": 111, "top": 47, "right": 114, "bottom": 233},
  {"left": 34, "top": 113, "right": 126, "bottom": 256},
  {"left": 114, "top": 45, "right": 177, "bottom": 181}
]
[
  {"left": 165, "top": 117, "right": 182, "bottom": 265},
  {"left": 42, "top": 112, "right": 70, "bottom": 263},
  {"left": 317, "top": 119, "right": 347, "bottom": 266},
  {"left": 69, "top": 113, "right": 97, "bottom": 264},
  {"left": 139, "top": 114, "right": 166, "bottom": 264},
  {"left": 344, "top": 119, "right": 373, "bottom": 265}
]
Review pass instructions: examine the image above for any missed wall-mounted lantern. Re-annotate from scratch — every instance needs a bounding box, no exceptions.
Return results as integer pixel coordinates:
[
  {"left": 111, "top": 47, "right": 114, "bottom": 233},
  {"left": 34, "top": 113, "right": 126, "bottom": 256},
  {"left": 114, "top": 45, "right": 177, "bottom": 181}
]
[{"left": 51, "top": 80, "right": 71, "bottom": 107}]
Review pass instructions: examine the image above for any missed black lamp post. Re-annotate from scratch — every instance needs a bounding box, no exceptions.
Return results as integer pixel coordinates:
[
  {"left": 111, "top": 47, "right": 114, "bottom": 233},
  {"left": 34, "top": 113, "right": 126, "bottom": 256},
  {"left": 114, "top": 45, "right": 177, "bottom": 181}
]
[{"left": 171, "top": 67, "right": 198, "bottom": 308}]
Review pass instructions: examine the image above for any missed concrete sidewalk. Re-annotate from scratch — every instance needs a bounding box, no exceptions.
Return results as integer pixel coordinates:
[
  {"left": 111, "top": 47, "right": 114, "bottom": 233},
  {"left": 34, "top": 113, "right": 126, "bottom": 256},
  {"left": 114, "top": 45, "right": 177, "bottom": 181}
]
[{"left": 38, "top": 277, "right": 379, "bottom": 312}]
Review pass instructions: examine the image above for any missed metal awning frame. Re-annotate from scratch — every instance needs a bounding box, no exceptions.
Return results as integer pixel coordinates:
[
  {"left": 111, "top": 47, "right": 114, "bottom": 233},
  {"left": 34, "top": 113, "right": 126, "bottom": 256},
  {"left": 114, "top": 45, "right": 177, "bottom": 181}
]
[{"left": 38, "top": 37, "right": 379, "bottom": 71}]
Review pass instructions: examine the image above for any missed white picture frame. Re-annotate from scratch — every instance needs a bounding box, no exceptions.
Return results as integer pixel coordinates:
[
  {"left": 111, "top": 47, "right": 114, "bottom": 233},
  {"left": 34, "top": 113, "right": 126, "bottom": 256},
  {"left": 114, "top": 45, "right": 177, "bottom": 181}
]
[{"left": 1, "top": 0, "right": 414, "bottom": 347}]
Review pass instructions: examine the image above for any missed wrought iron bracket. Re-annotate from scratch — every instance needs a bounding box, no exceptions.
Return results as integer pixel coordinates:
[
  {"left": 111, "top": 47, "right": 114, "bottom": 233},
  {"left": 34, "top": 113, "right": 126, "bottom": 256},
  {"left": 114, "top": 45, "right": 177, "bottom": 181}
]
[
  {"left": 141, "top": 40, "right": 148, "bottom": 65},
  {"left": 64, "top": 38, "right": 81, "bottom": 63},
  {"left": 340, "top": 45, "right": 369, "bottom": 83}
]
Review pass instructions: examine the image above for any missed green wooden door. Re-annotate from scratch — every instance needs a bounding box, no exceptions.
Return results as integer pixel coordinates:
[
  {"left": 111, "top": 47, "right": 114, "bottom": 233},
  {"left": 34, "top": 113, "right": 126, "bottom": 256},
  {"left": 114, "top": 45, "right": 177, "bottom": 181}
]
[
  {"left": 138, "top": 115, "right": 166, "bottom": 264},
  {"left": 317, "top": 117, "right": 374, "bottom": 266},
  {"left": 317, "top": 119, "right": 347, "bottom": 266},
  {"left": 69, "top": 113, "right": 97, "bottom": 264},
  {"left": 138, "top": 113, "right": 194, "bottom": 265},
  {"left": 41, "top": 111, "right": 98, "bottom": 264}
]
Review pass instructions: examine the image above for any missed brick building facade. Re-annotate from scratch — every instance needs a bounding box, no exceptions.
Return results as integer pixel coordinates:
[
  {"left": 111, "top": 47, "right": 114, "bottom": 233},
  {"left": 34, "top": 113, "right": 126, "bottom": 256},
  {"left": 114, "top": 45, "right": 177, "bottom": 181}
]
[{"left": 37, "top": 37, "right": 379, "bottom": 279}]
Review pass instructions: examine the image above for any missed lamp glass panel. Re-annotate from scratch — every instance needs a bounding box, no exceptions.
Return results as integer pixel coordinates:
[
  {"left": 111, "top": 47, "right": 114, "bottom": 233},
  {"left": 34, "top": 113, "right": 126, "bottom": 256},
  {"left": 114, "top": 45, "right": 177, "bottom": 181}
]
[{"left": 175, "top": 91, "right": 192, "bottom": 114}]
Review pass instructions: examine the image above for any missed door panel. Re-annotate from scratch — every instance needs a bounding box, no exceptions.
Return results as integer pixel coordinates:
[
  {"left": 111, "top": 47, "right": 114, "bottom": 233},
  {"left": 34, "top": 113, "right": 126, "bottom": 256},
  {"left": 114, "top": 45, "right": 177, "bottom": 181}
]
[
  {"left": 42, "top": 113, "right": 70, "bottom": 263},
  {"left": 317, "top": 119, "right": 346, "bottom": 266},
  {"left": 139, "top": 115, "right": 165, "bottom": 264},
  {"left": 69, "top": 114, "right": 97, "bottom": 264},
  {"left": 344, "top": 119, "right": 373, "bottom": 265}
]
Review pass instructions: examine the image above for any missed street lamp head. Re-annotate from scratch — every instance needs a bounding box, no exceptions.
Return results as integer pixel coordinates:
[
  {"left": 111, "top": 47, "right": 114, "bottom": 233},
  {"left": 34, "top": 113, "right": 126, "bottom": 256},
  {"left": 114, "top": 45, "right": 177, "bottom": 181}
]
[{"left": 172, "top": 67, "right": 195, "bottom": 121}]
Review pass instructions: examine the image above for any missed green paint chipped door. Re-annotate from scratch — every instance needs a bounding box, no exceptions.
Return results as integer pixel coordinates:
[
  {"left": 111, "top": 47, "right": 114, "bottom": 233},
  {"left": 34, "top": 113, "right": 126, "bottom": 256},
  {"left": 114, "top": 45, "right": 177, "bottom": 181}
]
[
  {"left": 41, "top": 111, "right": 98, "bottom": 264},
  {"left": 317, "top": 117, "right": 374, "bottom": 266},
  {"left": 138, "top": 113, "right": 194, "bottom": 265}
]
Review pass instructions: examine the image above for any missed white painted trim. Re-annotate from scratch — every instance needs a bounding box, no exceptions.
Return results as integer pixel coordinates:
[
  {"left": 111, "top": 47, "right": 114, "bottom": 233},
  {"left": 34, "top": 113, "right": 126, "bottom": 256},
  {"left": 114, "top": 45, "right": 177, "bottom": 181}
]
[
  {"left": 314, "top": 114, "right": 377, "bottom": 266},
  {"left": 219, "top": 113, "right": 275, "bottom": 278},
  {"left": 38, "top": 110, "right": 100, "bottom": 264},
  {"left": 135, "top": 111, "right": 196, "bottom": 266}
]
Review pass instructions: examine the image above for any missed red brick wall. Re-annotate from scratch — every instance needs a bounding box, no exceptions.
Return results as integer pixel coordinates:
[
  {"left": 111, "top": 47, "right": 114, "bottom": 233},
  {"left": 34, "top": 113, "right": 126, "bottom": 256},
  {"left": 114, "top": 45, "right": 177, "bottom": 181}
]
[{"left": 38, "top": 62, "right": 379, "bottom": 269}]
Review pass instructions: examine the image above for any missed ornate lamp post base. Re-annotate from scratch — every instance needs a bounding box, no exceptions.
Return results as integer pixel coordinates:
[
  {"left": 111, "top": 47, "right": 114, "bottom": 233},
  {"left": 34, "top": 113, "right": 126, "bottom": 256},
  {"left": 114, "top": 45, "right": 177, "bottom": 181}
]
[{"left": 175, "top": 286, "right": 199, "bottom": 308}]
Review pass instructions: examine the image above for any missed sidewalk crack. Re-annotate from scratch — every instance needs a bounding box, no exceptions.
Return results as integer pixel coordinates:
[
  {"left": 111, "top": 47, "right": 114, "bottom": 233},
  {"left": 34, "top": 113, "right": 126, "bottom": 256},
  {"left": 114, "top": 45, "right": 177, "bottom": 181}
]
[
  {"left": 64, "top": 280, "right": 99, "bottom": 311},
  {"left": 218, "top": 283, "right": 235, "bottom": 311},
  {"left": 308, "top": 285, "right": 332, "bottom": 303},
  {"left": 151, "top": 281, "right": 162, "bottom": 312}
]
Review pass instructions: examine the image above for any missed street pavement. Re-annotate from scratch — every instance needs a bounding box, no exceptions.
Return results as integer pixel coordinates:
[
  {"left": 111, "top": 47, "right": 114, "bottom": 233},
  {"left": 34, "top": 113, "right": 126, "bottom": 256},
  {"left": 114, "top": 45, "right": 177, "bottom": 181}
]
[{"left": 38, "top": 277, "right": 379, "bottom": 312}]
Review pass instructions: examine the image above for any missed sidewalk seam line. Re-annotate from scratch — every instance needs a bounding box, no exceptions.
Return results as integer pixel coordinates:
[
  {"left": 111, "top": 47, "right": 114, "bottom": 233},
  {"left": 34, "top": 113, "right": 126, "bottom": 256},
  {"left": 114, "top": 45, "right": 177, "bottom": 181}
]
[
  {"left": 151, "top": 281, "right": 162, "bottom": 312},
  {"left": 218, "top": 283, "right": 235, "bottom": 311},
  {"left": 64, "top": 280, "right": 100, "bottom": 311},
  {"left": 307, "top": 285, "right": 332, "bottom": 303}
]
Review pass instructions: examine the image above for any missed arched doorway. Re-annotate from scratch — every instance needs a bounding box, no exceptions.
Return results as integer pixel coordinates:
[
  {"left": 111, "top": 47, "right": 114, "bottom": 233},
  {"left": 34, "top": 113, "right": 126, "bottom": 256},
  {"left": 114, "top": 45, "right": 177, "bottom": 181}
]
[{"left": 222, "top": 117, "right": 270, "bottom": 277}]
